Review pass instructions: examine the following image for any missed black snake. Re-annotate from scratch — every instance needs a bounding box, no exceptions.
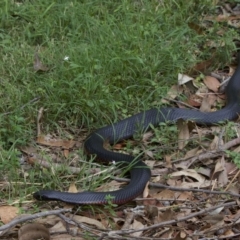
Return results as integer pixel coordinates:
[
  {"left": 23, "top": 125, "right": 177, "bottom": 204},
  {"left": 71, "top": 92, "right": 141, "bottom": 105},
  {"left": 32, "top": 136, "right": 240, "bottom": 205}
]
[{"left": 33, "top": 55, "right": 240, "bottom": 204}]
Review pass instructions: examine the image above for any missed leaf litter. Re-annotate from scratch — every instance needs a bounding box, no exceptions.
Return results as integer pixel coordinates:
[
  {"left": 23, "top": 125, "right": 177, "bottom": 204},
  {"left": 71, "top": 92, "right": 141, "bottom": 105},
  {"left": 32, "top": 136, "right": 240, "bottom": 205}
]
[{"left": 2, "top": 5, "right": 240, "bottom": 240}]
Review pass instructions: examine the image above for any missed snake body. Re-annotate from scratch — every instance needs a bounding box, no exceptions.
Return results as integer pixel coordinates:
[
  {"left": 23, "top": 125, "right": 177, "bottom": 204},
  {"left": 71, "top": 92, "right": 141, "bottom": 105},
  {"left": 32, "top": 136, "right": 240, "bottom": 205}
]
[{"left": 33, "top": 55, "right": 240, "bottom": 204}]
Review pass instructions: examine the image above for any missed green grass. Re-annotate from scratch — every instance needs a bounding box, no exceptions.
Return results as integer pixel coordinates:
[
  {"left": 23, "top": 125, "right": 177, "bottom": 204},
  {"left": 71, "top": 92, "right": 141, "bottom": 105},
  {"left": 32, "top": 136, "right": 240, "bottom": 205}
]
[{"left": 0, "top": 0, "right": 238, "bottom": 203}]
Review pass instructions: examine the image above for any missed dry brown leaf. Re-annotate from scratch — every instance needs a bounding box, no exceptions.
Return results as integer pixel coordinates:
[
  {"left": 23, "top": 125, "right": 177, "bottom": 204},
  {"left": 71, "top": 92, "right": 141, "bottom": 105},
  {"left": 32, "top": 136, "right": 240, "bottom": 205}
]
[
  {"left": 143, "top": 181, "right": 149, "bottom": 198},
  {"left": 165, "top": 155, "right": 172, "bottom": 168},
  {"left": 210, "top": 135, "right": 223, "bottom": 150},
  {"left": 158, "top": 228, "right": 174, "bottom": 239},
  {"left": 142, "top": 131, "right": 154, "bottom": 142},
  {"left": 121, "top": 211, "right": 135, "bottom": 230},
  {"left": 154, "top": 189, "right": 175, "bottom": 201},
  {"left": 212, "top": 157, "right": 225, "bottom": 177},
  {"left": 177, "top": 119, "right": 190, "bottom": 150},
  {"left": 113, "top": 142, "right": 124, "bottom": 150},
  {"left": 145, "top": 205, "right": 158, "bottom": 219},
  {"left": 37, "top": 135, "right": 76, "bottom": 149},
  {"left": 183, "top": 147, "right": 200, "bottom": 159},
  {"left": 0, "top": 206, "right": 18, "bottom": 224},
  {"left": 233, "top": 144, "right": 240, "bottom": 153},
  {"left": 177, "top": 191, "right": 193, "bottom": 201},
  {"left": 206, "top": 14, "right": 240, "bottom": 23},
  {"left": 35, "top": 215, "right": 59, "bottom": 226},
  {"left": 169, "top": 169, "right": 212, "bottom": 188},
  {"left": 197, "top": 167, "right": 211, "bottom": 178},
  {"left": 34, "top": 53, "right": 49, "bottom": 72},
  {"left": 191, "top": 55, "right": 215, "bottom": 73},
  {"left": 18, "top": 223, "right": 50, "bottom": 240},
  {"left": 202, "top": 214, "right": 224, "bottom": 226},
  {"left": 187, "top": 94, "right": 202, "bottom": 107},
  {"left": 161, "top": 85, "right": 183, "bottom": 103},
  {"left": 151, "top": 176, "right": 161, "bottom": 185},
  {"left": 203, "top": 76, "right": 220, "bottom": 92},
  {"left": 158, "top": 209, "right": 176, "bottom": 222},
  {"left": 179, "top": 230, "right": 187, "bottom": 239},
  {"left": 49, "top": 221, "right": 67, "bottom": 234},
  {"left": 145, "top": 160, "right": 155, "bottom": 169},
  {"left": 178, "top": 73, "right": 193, "bottom": 85},
  {"left": 200, "top": 94, "right": 217, "bottom": 112},
  {"left": 220, "top": 229, "right": 236, "bottom": 239},
  {"left": 145, "top": 150, "right": 154, "bottom": 159},
  {"left": 213, "top": 157, "right": 228, "bottom": 186},
  {"left": 188, "top": 22, "right": 205, "bottom": 34},
  {"left": 170, "top": 169, "right": 205, "bottom": 182},
  {"left": 68, "top": 183, "right": 78, "bottom": 193},
  {"left": 71, "top": 215, "right": 106, "bottom": 230},
  {"left": 129, "top": 219, "right": 144, "bottom": 237},
  {"left": 63, "top": 149, "right": 69, "bottom": 158},
  {"left": 225, "top": 162, "right": 238, "bottom": 174}
]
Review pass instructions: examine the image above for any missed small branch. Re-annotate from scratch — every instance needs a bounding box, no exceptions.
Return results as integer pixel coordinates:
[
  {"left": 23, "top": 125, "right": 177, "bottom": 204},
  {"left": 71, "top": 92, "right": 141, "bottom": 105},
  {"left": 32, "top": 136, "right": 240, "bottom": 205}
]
[
  {"left": 0, "top": 208, "right": 71, "bottom": 233},
  {"left": 107, "top": 201, "right": 236, "bottom": 236},
  {"left": 58, "top": 213, "right": 102, "bottom": 235},
  {"left": 224, "top": 168, "right": 240, "bottom": 191},
  {"left": 162, "top": 97, "right": 199, "bottom": 110},
  {"left": 149, "top": 182, "right": 240, "bottom": 198},
  {"left": 176, "top": 137, "right": 240, "bottom": 168},
  {"left": 37, "top": 107, "right": 44, "bottom": 136},
  {"left": 221, "top": 137, "right": 240, "bottom": 150}
]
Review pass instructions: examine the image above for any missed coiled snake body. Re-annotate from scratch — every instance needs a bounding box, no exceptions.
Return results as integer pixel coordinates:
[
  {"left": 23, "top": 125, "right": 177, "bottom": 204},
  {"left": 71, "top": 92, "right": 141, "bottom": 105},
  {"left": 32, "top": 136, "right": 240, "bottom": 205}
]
[{"left": 34, "top": 56, "right": 240, "bottom": 204}]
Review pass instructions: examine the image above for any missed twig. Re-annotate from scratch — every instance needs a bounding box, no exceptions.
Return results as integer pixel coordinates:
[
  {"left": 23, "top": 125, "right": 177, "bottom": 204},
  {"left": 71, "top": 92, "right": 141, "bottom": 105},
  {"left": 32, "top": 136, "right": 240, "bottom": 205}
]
[
  {"left": 107, "top": 201, "right": 236, "bottom": 236},
  {"left": 198, "top": 210, "right": 240, "bottom": 236},
  {"left": 113, "top": 176, "right": 240, "bottom": 198},
  {"left": 149, "top": 182, "right": 240, "bottom": 197},
  {"left": 224, "top": 169, "right": 240, "bottom": 191},
  {"left": 169, "top": 135, "right": 240, "bottom": 165},
  {"left": 163, "top": 97, "right": 199, "bottom": 110},
  {"left": 37, "top": 107, "right": 44, "bottom": 136},
  {"left": 178, "top": 137, "right": 240, "bottom": 168},
  {"left": 0, "top": 208, "right": 71, "bottom": 234},
  {"left": 58, "top": 213, "right": 102, "bottom": 235}
]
